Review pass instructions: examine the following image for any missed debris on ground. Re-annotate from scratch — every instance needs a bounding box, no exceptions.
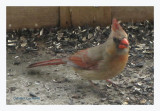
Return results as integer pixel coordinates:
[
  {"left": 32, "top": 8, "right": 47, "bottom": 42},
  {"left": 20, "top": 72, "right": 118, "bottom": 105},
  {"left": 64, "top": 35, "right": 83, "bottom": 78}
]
[{"left": 7, "top": 20, "right": 154, "bottom": 105}]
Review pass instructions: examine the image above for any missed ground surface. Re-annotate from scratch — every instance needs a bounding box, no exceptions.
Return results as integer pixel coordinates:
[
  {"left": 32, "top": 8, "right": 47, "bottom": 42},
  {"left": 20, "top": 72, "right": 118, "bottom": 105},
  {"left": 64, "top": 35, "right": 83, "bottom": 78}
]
[{"left": 6, "top": 20, "right": 154, "bottom": 105}]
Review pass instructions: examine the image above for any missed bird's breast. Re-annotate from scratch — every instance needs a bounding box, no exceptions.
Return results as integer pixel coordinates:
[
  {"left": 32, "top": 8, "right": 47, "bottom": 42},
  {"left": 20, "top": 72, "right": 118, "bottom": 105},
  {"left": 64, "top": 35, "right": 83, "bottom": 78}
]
[{"left": 104, "top": 54, "right": 128, "bottom": 78}]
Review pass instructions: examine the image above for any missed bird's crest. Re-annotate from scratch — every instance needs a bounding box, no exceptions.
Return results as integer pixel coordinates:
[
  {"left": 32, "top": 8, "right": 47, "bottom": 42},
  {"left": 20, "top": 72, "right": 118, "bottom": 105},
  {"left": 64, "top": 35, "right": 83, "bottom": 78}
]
[{"left": 112, "top": 18, "right": 123, "bottom": 32}]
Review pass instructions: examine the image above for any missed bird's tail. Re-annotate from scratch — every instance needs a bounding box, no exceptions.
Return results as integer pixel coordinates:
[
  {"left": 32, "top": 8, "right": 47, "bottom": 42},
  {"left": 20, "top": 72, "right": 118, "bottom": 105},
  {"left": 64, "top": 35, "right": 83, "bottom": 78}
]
[{"left": 27, "top": 59, "right": 66, "bottom": 68}]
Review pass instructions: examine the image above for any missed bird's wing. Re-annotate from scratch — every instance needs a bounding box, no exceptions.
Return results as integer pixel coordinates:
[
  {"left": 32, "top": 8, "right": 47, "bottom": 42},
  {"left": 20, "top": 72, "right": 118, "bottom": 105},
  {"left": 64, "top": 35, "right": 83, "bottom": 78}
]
[{"left": 68, "top": 49, "right": 100, "bottom": 70}]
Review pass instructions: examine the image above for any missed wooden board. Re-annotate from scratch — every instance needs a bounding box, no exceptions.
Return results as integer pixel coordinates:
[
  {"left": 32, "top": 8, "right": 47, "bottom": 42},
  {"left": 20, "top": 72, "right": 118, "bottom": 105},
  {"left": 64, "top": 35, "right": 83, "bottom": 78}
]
[
  {"left": 70, "top": 7, "right": 111, "bottom": 27},
  {"left": 60, "top": 7, "right": 72, "bottom": 28},
  {"left": 7, "top": 6, "right": 154, "bottom": 29},
  {"left": 111, "top": 6, "right": 154, "bottom": 23},
  {"left": 7, "top": 6, "right": 59, "bottom": 29}
]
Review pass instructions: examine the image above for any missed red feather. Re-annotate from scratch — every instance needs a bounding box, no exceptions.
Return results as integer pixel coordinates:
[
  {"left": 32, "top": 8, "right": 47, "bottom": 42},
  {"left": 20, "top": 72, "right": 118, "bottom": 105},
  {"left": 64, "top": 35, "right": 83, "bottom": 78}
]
[
  {"left": 69, "top": 49, "right": 99, "bottom": 69},
  {"left": 28, "top": 59, "right": 65, "bottom": 68}
]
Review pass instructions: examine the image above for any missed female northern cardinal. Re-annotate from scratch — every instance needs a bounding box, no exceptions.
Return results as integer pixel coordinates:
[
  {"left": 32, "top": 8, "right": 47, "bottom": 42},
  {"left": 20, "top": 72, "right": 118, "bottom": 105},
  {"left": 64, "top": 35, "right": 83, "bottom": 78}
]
[{"left": 28, "top": 18, "right": 129, "bottom": 81}]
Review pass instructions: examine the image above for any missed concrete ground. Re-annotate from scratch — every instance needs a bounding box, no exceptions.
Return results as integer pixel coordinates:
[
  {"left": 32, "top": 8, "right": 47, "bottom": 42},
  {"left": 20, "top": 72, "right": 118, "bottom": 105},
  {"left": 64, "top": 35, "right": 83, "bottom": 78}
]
[{"left": 6, "top": 43, "right": 154, "bottom": 105}]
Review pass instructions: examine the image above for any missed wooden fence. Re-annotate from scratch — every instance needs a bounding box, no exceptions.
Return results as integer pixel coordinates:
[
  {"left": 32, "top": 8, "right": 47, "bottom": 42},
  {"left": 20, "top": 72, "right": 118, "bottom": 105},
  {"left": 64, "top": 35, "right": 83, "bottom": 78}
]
[{"left": 7, "top": 6, "right": 153, "bottom": 29}]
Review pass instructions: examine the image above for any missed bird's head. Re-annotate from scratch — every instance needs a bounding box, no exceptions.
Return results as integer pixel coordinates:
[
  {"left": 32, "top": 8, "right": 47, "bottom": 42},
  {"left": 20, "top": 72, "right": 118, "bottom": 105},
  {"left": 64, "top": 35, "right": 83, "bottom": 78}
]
[{"left": 111, "top": 18, "right": 129, "bottom": 54}]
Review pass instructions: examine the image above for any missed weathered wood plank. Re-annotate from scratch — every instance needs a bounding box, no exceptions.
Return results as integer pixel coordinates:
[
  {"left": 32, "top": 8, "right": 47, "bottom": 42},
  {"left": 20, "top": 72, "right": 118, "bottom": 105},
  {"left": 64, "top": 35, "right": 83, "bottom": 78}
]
[
  {"left": 70, "top": 7, "right": 111, "bottom": 27},
  {"left": 7, "top": 6, "right": 153, "bottom": 29},
  {"left": 60, "top": 7, "right": 72, "bottom": 28},
  {"left": 111, "top": 6, "right": 154, "bottom": 23},
  {"left": 7, "top": 6, "right": 59, "bottom": 29}
]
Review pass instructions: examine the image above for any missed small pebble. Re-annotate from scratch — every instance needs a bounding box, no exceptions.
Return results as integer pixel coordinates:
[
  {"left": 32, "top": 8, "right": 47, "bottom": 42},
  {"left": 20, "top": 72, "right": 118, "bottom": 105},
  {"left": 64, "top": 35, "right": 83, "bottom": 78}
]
[
  {"left": 140, "top": 99, "right": 147, "bottom": 104},
  {"left": 122, "top": 101, "right": 128, "bottom": 105},
  {"left": 35, "top": 81, "right": 40, "bottom": 85},
  {"left": 125, "top": 97, "right": 130, "bottom": 102},
  {"left": 24, "top": 82, "right": 32, "bottom": 87},
  {"left": 144, "top": 77, "right": 151, "bottom": 82},
  {"left": 13, "top": 61, "right": 20, "bottom": 65},
  {"left": 82, "top": 37, "right": 87, "bottom": 42},
  {"left": 88, "top": 33, "right": 93, "bottom": 39},
  {"left": 114, "top": 100, "right": 122, "bottom": 104},
  {"left": 81, "top": 102, "right": 85, "bottom": 104},
  {"left": 7, "top": 72, "right": 14, "bottom": 76},
  {"left": 132, "top": 87, "right": 142, "bottom": 95},
  {"left": 135, "top": 63, "right": 144, "bottom": 68},
  {"left": 29, "top": 92, "right": 37, "bottom": 97},
  {"left": 72, "top": 94, "right": 81, "bottom": 99},
  {"left": 100, "top": 98, "right": 106, "bottom": 102},
  {"left": 68, "top": 98, "right": 74, "bottom": 105},
  {"left": 10, "top": 87, "right": 16, "bottom": 92}
]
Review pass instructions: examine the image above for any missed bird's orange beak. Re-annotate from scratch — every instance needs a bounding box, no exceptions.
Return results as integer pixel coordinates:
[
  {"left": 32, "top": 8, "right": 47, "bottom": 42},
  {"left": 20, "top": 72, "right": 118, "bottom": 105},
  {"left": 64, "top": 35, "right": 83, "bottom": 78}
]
[{"left": 119, "top": 38, "right": 129, "bottom": 49}]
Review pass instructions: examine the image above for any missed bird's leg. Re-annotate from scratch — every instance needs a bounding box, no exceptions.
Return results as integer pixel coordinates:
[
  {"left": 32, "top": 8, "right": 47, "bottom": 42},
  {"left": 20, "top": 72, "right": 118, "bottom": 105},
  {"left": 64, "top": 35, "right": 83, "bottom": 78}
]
[
  {"left": 106, "top": 79, "right": 118, "bottom": 87},
  {"left": 88, "top": 80, "right": 97, "bottom": 88},
  {"left": 88, "top": 80, "right": 105, "bottom": 97}
]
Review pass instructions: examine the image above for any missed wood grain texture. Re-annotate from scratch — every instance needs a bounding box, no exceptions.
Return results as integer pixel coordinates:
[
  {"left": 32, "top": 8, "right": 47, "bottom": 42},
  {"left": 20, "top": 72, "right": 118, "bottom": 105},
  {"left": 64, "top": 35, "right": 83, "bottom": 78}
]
[
  {"left": 70, "top": 7, "right": 111, "bottom": 27},
  {"left": 111, "top": 6, "right": 154, "bottom": 23},
  {"left": 60, "top": 7, "right": 72, "bottom": 28},
  {"left": 7, "top": 6, "right": 153, "bottom": 29},
  {"left": 7, "top": 6, "right": 59, "bottom": 29}
]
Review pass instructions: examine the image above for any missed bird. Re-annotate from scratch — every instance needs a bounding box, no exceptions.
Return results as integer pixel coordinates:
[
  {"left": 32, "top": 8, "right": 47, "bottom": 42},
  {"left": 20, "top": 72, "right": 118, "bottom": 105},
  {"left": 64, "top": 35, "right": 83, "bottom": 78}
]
[{"left": 28, "top": 18, "right": 129, "bottom": 87}]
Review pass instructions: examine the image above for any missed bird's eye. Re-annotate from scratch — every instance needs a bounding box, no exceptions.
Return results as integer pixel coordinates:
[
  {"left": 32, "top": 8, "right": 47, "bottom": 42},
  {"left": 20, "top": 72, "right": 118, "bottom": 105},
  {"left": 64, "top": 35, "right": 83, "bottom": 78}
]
[{"left": 113, "top": 37, "right": 119, "bottom": 43}]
